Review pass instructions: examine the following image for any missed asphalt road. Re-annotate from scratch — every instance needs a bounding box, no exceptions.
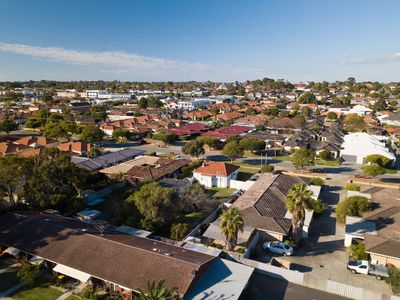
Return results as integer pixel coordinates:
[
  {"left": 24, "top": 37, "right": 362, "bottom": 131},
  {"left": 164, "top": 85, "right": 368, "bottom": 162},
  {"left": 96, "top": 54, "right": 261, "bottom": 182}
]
[{"left": 240, "top": 273, "right": 350, "bottom": 300}]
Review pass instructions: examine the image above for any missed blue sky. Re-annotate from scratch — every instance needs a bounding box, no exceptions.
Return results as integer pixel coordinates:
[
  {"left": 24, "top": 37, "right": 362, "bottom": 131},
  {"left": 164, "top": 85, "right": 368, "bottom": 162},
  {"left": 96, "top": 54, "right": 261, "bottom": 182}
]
[{"left": 0, "top": 0, "right": 400, "bottom": 82}]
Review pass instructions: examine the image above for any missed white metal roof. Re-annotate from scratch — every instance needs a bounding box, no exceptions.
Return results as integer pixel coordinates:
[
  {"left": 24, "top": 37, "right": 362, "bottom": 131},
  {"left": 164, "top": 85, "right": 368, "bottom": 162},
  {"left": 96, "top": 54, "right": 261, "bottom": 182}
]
[
  {"left": 186, "top": 258, "right": 254, "bottom": 300},
  {"left": 28, "top": 255, "right": 45, "bottom": 265},
  {"left": 4, "top": 246, "right": 20, "bottom": 257},
  {"left": 340, "top": 133, "right": 396, "bottom": 161},
  {"left": 53, "top": 263, "right": 91, "bottom": 282}
]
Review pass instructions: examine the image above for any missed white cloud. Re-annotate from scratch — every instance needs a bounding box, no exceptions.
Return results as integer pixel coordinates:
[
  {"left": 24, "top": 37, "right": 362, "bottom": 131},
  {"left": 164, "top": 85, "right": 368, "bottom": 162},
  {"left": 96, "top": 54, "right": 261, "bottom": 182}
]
[
  {"left": 0, "top": 42, "right": 265, "bottom": 81},
  {"left": 340, "top": 52, "right": 400, "bottom": 65}
]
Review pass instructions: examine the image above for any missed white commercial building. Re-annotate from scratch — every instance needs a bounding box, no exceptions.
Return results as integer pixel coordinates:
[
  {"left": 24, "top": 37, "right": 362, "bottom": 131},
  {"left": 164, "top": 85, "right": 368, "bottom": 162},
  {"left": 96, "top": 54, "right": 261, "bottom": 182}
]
[{"left": 340, "top": 132, "right": 396, "bottom": 165}]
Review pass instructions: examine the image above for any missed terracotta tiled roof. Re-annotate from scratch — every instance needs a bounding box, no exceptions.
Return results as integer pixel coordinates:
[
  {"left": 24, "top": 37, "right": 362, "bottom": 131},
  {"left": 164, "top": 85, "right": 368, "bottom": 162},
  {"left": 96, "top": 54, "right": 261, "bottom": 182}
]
[
  {"left": 58, "top": 141, "right": 91, "bottom": 154},
  {"left": 216, "top": 111, "right": 244, "bottom": 121},
  {"left": 194, "top": 161, "right": 239, "bottom": 177}
]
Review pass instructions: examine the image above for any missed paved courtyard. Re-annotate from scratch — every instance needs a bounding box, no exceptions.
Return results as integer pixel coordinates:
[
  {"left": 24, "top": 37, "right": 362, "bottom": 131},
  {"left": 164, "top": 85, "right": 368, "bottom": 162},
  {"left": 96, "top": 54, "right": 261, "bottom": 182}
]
[{"left": 282, "top": 174, "right": 391, "bottom": 294}]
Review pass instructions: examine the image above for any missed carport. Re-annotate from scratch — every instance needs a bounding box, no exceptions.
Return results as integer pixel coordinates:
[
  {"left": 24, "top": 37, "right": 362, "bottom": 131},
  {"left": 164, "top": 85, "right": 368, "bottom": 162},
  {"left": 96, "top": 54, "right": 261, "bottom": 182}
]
[
  {"left": 3, "top": 247, "right": 20, "bottom": 257},
  {"left": 344, "top": 216, "right": 377, "bottom": 247},
  {"left": 53, "top": 263, "right": 92, "bottom": 283}
]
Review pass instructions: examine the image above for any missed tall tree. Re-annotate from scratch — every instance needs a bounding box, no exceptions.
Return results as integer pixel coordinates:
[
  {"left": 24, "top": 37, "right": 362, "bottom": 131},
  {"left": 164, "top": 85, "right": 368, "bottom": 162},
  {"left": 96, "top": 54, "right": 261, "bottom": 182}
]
[
  {"left": 291, "top": 147, "right": 315, "bottom": 169},
  {"left": 127, "top": 182, "right": 177, "bottom": 231},
  {"left": 222, "top": 141, "right": 244, "bottom": 162},
  {"left": 137, "top": 280, "right": 180, "bottom": 300},
  {"left": 0, "top": 156, "right": 32, "bottom": 206},
  {"left": 285, "top": 183, "right": 314, "bottom": 245},
  {"left": 80, "top": 125, "right": 104, "bottom": 143},
  {"left": 170, "top": 223, "right": 190, "bottom": 241},
  {"left": 239, "top": 138, "right": 266, "bottom": 155},
  {"left": 24, "top": 148, "right": 88, "bottom": 213},
  {"left": 219, "top": 207, "right": 244, "bottom": 251},
  {"left": 181, "top": 140, "right": 205, "bottom": 159},
  {"left": 344, "top": 114, "right": 366, "bottom": 132},
  {"left": 362, "top": 163, "right": 386, "bottom": 180},
  {"left": 0, "top": 119, "right": 18, "bottom": 135}
]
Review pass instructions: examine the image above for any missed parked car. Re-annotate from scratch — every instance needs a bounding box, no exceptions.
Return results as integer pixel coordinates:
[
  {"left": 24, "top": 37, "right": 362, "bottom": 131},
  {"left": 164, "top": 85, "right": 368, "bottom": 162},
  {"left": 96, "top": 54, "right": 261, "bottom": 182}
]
[
  {"left": 263, "top": 241, "right": 294, "bottom": 256},
  {"left": 347, "top": 260, "right": 389, "bottom": 280}
]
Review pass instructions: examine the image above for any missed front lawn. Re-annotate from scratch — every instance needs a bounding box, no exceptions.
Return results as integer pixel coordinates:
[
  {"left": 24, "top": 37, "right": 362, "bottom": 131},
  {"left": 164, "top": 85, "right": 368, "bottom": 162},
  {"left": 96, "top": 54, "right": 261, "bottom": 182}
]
[
  {"left": 231, "top": 161, "right": 262, "bottom": 170},
  {"left": 11, "top": 280, "right": 63, "bottom": 300},
  {"left": 65, "top": 295, "right": 82, "bottom": 300},
  {"left": 237, "top": 167, "right": 259, "bottom": 181},
  {"left": 384, "top": 168, "right": 398, "bottom": 174},
  {"left": 271, "top": 155, "right": 291, "bottom": 161},
  {"left": 207, "top": 187, "right": 236, "bottom": 199},
  {"left": 315, "top": 159, "right": 341, "bottom": 166},
  {"left": 0, "top": 267, "right": 20, "bottom": 292}
]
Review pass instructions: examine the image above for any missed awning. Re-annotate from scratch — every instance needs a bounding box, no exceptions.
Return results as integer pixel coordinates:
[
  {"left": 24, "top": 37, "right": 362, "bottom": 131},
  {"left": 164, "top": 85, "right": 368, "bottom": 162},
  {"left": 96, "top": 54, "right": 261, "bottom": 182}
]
[
  {"left": 53, "top": 264, "right": 91, "bottom": 282},
  {"left": 29, "top": 255, "right": 44, "bottom": 265},
  {"left": 3, "top": 247, "right": 20, "bottom": 257}
]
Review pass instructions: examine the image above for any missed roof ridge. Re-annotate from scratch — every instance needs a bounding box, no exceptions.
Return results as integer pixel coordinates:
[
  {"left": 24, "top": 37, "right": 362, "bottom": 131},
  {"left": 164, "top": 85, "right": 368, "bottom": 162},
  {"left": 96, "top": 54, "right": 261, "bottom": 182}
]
[
  {"left": 253, "top": 174, "right": 280, "bottom": 213},
  {"left": 18, "top": 212, "right": 214, "bottom": 267}
]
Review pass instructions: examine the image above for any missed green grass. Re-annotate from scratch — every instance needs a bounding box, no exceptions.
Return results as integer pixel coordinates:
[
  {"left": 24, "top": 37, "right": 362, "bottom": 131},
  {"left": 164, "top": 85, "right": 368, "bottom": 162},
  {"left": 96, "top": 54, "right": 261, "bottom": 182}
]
[
  {"left": 231, "top": 161, "right": 262, "bottom": 170},
  {"left": 384, "top": 168, "right": 398, "bottom": 174},
  {"left": 270, "top": 155, "right": 291, "bottom": 161},
  {"left": 0, "top": 267, "right": 20, "bottom": 292},
  {"left": 207, "top": 187, "right": 236, "bottom": 199},
  {"left": 237, "top": 167, "right": 259, "bottom": 181},
  {"left": 315, "top": 159, "right": 341, "bottom": 166},
  {"left": 65, "top": 295, "right": 82, "bottom": 300},
  {"left": 11, "top": 278, "right": 63, "bottom": 300}
]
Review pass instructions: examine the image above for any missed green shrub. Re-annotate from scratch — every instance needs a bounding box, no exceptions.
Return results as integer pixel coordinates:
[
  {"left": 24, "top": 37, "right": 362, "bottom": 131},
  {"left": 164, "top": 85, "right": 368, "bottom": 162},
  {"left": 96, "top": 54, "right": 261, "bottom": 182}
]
[
  {"left": 348, "top": 243, "right": 369, "bottom": 260},
  {"left": 181, "top": 160, "right": 204, "bottom": 178},
  {"left": 17, "top": 263, "right": 40, "bottom": 287},
  {"left": 345, "top": 183, "right": 360, "bottom": 191},
  {"left": 260, "top": 165, "right": 274, "bottom": 173},
  {"left": 310, "top": 177, "right": 324, "bottom": 186},
  {"left": 336, "top": 196, "right": 371, "bottom": 223},
  {"left": 311, "top": 199, "right": 325, "bottom": 214},
  {"left": 318, "top": 150, "right": 331, "bottom": 160},
  {"left": 386, "top": 266, "right": 400, "bottom": 295},
  {"left": 365, "top": 154, "right": 393, "bottom": 168}
]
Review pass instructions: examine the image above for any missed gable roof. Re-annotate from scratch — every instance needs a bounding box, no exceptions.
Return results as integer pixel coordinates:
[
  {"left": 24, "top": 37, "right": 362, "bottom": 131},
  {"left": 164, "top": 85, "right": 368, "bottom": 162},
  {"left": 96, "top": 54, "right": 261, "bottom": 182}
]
[{"left": 0, "top": 212, "right": 215, "bottom": 296}]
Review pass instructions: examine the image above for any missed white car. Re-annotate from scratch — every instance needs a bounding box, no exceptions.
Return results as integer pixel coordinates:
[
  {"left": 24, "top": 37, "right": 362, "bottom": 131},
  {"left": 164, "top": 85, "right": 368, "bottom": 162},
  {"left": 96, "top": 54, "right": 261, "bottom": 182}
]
[{"left": 263, "top": 241, "right": 294, "bottom": 256}]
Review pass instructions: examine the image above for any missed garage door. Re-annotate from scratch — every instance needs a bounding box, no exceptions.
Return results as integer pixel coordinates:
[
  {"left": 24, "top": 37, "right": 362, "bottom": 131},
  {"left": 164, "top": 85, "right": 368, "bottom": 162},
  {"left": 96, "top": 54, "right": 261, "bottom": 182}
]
[{"left": 341, "top": 154, "right": 357, "bottom": 163}]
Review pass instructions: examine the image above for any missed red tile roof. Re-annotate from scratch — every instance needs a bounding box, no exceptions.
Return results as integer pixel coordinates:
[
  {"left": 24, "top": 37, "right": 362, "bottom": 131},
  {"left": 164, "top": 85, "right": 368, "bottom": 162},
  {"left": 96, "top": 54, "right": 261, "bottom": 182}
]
[{"left": 194, "top": 161, "right": 239, "bottom": 177}]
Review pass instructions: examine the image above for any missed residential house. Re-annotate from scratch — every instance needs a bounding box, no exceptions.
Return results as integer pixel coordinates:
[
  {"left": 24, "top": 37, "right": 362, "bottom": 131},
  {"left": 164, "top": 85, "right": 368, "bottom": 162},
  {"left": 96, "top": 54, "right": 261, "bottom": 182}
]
[
  {"left": 193, "top": 161, "right": 239, "bottom": 188},
  {"left": 0, "top": 212, "right": 253, "bottom": 299},
  {"left": 231, "top": 173, "right": 320, "bottom": 241},
  {"left": 124, "top": 158, "right": 190, "bottom": 183},
  {"left": 58, "top": 141, "right": 92, "bottom": 156},
  {"left": 202, "top": 125, "right": 251, "bottom": 141}
]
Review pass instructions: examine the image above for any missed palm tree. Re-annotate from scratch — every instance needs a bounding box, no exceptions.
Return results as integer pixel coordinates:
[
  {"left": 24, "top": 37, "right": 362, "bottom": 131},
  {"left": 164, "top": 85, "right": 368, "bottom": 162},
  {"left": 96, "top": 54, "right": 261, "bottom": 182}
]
[
  {"left": 136, "top": 280, "right": 180, "bottom": 300},
  {"left": 170, "top": 223, "right": 190, "bottom": 241},
  {"left": 219, "top": 207, "right": 244, "bottom": 251},
  {"left": 285, "top": 183, "right": 314, "bottom": 246}
]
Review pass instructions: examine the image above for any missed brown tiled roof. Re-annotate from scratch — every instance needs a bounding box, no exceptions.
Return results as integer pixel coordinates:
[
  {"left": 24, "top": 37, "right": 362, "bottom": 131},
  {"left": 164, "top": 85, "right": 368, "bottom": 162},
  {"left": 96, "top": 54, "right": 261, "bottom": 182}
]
[
  {"left": 216, "top": 111, "right": 244, "bottom": 121},
  {"left": 125, "top": 159, "right": 190, "bottom": 182},
  {"left": 232, "top": 173, "right": 308, "bottom": 234},
  {"left": 194, "top": 161, "right": 239, "bottom": 177},
  {"left": 0, "top": 141, "right": 27, "bottom": 155},
  {"left": 0, "top": 212, "right": 215, "bottom": 296},
  {"left": 364, "top": 234, "right": 400, "bottom": 259}
]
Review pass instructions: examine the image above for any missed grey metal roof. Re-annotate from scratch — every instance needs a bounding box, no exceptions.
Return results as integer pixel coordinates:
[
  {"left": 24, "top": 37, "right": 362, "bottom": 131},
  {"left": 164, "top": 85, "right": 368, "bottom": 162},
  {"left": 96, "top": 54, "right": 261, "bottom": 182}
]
[{"left": 72, "top": 148, "right": 145, "bottom": 171}]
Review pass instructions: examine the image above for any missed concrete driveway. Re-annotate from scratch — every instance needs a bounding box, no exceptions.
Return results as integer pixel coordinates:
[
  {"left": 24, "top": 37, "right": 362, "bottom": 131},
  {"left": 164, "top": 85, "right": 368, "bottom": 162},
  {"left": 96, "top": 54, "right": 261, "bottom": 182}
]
[{"left": 279, "top": 174, "right": 391, "bottom": 294}]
